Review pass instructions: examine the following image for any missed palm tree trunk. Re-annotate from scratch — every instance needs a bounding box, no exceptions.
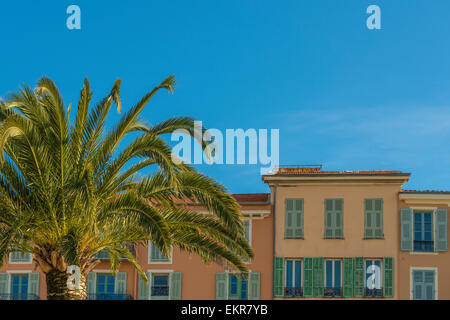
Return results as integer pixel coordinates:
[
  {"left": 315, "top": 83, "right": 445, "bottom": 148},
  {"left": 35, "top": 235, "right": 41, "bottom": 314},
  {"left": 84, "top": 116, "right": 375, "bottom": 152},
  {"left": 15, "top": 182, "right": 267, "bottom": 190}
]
[{"left": 46, "top": 269, "right": 87, "bottom": 300}]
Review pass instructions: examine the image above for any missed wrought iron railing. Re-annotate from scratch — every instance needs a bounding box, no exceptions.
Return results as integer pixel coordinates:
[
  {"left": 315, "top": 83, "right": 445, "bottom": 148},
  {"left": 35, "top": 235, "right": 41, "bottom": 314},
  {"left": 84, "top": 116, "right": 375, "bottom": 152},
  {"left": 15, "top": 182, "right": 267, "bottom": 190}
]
[
  {"left": 0, "top": 294, "right": 39, "bottom": 300},
  {"left": 413, "top": 240, "right": 434, "bottom": 252},
  {"left": 284, "top": 287, "right": 303, "bottom": 297},
  {"left": 324, "top": 287, "right": 343, "bottom": 297},
  {"left": 364, "top": 288, "right": 383, "bottom": 298},
  {"left": 87, "top": 293, "right": 133, "bottom": 300},
  {"left": 151, "top": 286, "right": 169, "bottom": 297}
]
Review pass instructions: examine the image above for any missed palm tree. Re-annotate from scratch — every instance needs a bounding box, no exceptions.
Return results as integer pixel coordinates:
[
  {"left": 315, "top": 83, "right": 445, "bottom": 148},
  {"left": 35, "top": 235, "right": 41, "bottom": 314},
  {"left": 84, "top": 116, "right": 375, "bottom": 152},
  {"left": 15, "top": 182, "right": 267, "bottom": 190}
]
[{"left": 0, "top": 76, "right": 253, "bottom": 300}]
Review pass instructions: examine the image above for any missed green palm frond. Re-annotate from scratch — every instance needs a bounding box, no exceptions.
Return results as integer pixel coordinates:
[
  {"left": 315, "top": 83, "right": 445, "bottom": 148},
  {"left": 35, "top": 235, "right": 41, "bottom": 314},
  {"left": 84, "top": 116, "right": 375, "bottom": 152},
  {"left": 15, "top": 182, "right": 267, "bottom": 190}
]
[{"left": 0, "top": 75, "right": 252, "bottom": 285}]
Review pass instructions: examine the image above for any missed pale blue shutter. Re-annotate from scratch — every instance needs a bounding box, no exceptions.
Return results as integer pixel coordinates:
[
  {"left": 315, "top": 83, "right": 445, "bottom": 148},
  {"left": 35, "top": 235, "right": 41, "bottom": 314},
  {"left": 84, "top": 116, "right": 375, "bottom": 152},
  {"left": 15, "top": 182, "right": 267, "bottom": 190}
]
[
  {"left": 170, "top": 272, "right": 182, "bottom": 300},
  {"left": 248, "top": 272, "right": 260, "bottom": 300},
  {"left": 424, "top": 271, "right": 436, "bottom": 300},
  {"left": 436, "top": 209, "right": 448, "bottom": 251},
  {"left": 114, "top": 272, "right": 127, "bottom": 295},
  {"left": 413, "top": 270, "right": 424, "bottom": 300},
  {"left": 86, "top": 272, "right": 96, "bottom": 296},
  {"left": 401, "top": 208, "right": 413, "bottom": 251},
  {"left": 216, "top": 273, "right": 227, "bottom": 300},
  {"left": 28, "top": 273, "right": 40, "bottom": 298},
  {"left": 138, "top": 272, "right": 150, "bottom": 300},
  {"left": 0, "top": 273, "right": 10, "bottom": 295}
]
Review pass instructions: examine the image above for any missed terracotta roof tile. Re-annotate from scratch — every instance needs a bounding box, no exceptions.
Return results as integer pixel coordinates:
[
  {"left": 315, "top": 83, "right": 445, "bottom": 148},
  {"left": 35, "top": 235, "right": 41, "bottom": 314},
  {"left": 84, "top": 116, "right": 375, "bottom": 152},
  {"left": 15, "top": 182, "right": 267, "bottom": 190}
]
[
  {"left": 400, "top": 189, "right": 450, "bottom": 194},
  {"left": 231, "top": 193, "right": 270, "bottom": 203},
  {"left": 266, "top": 167, "right": 409, "bottom": 176}
]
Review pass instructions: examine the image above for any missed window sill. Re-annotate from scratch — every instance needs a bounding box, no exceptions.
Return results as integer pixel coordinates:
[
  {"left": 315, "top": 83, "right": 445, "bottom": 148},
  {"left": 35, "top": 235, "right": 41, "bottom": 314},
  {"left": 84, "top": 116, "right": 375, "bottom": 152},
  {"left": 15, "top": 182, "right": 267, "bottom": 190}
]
[
  {"left": 363, "top": 237, "right": 385, "bottom": 240},
  {"left": 284, "top": 237, "right": 304, "bottom": 240},
  {"left": 408, "top": 251, "right": 438, "bottom": 255},
  {"left": 323, "top": 237, "right": 344, "bottom": 240}
]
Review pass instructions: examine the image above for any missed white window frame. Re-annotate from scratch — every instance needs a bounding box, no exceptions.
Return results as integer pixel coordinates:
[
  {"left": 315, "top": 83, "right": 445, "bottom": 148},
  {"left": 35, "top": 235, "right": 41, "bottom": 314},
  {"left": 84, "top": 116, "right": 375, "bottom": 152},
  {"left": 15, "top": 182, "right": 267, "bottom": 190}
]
[
  {"left": 147, "top": 269, "right": 173, "bottom": 300},
  {"left": 411, "top": 209, "right": 436, "bottom": 253},
  {"left": 89, "top": 270, "right": 116, "bottom": 295},
  {"left": 224, "top": 269, "right": 252, "bottom": 300},
  {"left": 410, "top": 267, "right": 438, "bottom": 300},
  {"left": 5, "top": 270, "right": 34, "bottom": 295},
  {"left": 8, "top": 251, "right": 32, "bottom": 265},
  {"left": 148, "top": 241, "right": 173, "bottom": 264}
]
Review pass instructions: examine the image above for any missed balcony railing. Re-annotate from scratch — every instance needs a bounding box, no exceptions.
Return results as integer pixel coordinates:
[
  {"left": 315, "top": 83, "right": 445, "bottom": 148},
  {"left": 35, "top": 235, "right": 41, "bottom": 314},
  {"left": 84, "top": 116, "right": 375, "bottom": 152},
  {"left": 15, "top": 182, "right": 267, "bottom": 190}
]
[
  {"left": 284, "top": 287, "right": 303, "bottom": 297},
  {"left": 413, "top": 240, "right": 434, "bottom": 252},
  {"left": 87, "top": 293, "right": 133, "bottom": 300},
  {"left": 364, "top": 288, "right": 383, "bottom": 298},
  {"left": 324, "top": 287, "right": 342, "bottom": 297},
  {"left": 0, "top": 294, "right": 39, "bottom": 300},
  {"left": 151, "top": 286, "right": 169, "bottom": 297}
]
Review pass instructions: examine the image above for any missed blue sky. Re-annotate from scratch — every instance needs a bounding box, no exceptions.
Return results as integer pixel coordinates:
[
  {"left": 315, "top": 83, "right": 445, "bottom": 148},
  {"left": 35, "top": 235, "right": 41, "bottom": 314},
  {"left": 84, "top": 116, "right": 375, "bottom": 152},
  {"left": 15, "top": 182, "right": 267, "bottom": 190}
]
[{"left": 0, "top": 0, "right": 449, "bottom": 193}]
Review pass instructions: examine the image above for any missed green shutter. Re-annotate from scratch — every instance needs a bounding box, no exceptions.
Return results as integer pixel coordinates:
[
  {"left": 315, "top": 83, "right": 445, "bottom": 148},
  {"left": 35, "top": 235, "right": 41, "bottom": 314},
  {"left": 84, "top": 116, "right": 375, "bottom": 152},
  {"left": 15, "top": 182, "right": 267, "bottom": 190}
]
[
  {"left": 248, "top": 272, "right": 260, "bottom": 300},
  {"left": 303, "top": 257, "right": 314, "bottom": 297},
  {"left": 86, "top": 272, "right": 96, "bottom": 295},
  {"left": 285, "top": 199, "right": 294, "bottom": 238},
  {"left": 325, "top": 199, "right": 343, "bottom": 238},
  {"left": 170, "top": 272, "right": 182, "bottom": 300},
  {"left": 28, "top": 272, "right": 40, "bottom": 297},
  {"left": 335, "top": 199, "right": 343, "bottom": 238},
  {"left": 401, "top": 208, "right": 413, "bottom": 251},
  {"left": 216, "top": 272, "right": 227, "bottom": 300},
  {"left": 285, "top": 199, "right": 303, "bottom": 238},
  {"left": 313, "top": 257, "right": 324, "bottom": 297},
  {"left": 137, "top": 272, "right": 150, "bottom": 300},
  {"left": 343, "top": 258, "right": 353, "bottom": 297},
  {"left": 365, "top": 199, "right": 383, "bottom": 238},
  {"left": 374, "top": 199, "right": 383, "bottom": 238},
  {"left": 114, "top": 272, "right": 127, "bottom": 295},
  {"left": 324, "top": 200, "right": 333, "bottom": 238},
  {"left": 273, "top": 257, "right": 284, "bottom": 297},
  {"left": 0, "top": 273, "right": 10, "bottom": 295},
  {"left": 383, "top": 257, "right": 394, "bottom": 297},
  {"left": 436, "top": 209, "right": 448, "bottom": 251},
  {"left": 294, "top": 199, "right": 304, "bottom": 238},
  {"left": 353, "top": 257, "right": 364, "bottom": 297}
]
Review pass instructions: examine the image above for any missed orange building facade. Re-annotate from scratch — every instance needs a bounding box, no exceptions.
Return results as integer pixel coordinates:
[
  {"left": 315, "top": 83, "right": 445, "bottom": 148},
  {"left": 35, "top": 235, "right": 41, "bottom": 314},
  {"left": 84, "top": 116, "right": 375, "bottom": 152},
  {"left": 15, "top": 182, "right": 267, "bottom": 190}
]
[{"left": 0, "top": 167, "right": 448, "bottom": 300}]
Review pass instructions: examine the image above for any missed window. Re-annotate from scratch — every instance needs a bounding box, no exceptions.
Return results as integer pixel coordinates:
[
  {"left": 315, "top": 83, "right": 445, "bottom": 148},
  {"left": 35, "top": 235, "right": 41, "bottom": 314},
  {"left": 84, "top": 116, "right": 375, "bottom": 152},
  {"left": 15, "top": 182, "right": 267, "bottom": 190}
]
[
  {"left": 364, "top": 260, "right": 383, "bottom": 297},
  {"left": 151, "top": 274, "right": 170, "bottom": 300},
  {"left": 285, "top": 259, "right": 302, "bottom": 297},
  {"left": 324, "top": 199, "right": 343, "bottom": 238},
  {"left": 9, "top": 248, "right": 32, "bottom": 264},
  {"left": 324, "top": 260, "right": 342, "bottom": 297},
  {"left": 149, "top": 242, "right": 171, "bottom": 263},
  {"left": 10, "top": 274, "right": 29, "bottom": 300},
  {"left": 96, "top": 273, "right": 115, "bottom": 299},
  {"left": 414, "top": 212, "right": 434, "bottom": 252},
  {"left": 228, "top": 274, "right": 248, "bottom": 300},
  {"left": 244, "top": 220, "right": 251, "bottom": 244},
  {"left": 364, "top": 199, "right": 383, "bottom": 238},
  {"left": 216, "top": 272, "right": 260, "bottom": 300},
  {"left": 284, "top": 199, "right": 304, "bottom": 238}
]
